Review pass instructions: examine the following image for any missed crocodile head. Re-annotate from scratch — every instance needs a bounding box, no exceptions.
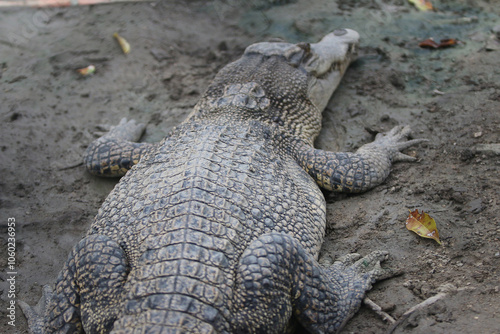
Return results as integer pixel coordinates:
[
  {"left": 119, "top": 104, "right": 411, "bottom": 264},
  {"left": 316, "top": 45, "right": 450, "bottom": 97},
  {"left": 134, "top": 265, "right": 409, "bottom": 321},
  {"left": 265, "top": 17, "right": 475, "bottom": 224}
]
[
  {"left": 244, "top": 28, "right": 359, "bottom": 112},
  {"left": 194, "top": 29, "right": 360, "bottom": 141}
]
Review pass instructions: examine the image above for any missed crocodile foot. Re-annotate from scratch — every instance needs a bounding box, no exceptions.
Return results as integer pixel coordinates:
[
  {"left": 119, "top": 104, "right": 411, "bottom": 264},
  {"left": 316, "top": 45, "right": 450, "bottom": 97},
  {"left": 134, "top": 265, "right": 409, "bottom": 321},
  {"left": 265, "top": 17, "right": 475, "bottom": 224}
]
[
  {"left": 368, "top": 125, "right": 428, "bottom": 162},
  {"left": 19, "top": 285, "right": 53, "bottom": 334},
  {"left": 106, "top": 117, "right": 147, "bottom": 142},
  {"left": 332, "top": 250, "right": 396, "bottom": 287},
  {"left": 329, "top": 250, "right": 397, "bottom": 330},
  {"left": 84, "top": 118, "right": 154, "bottom": 177},
  {"left": 294, "top": 124, "right": 427, "bottom": 193}
]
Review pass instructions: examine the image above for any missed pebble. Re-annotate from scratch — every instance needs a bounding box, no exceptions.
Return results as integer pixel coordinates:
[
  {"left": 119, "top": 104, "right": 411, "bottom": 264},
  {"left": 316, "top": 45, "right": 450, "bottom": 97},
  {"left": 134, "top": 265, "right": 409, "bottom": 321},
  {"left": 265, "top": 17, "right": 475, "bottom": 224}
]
[
  {"left": 485, "top": 35, "right": 500, "bottom": 51},
  {"left": 150, "top": 48, "right": 172, "bottom": 62},
  {"left": 493, "top": 24, "right": 500, "bottom": 37},
  {"left": 466, "top": 198, "right": 484, "bottom": 214}
]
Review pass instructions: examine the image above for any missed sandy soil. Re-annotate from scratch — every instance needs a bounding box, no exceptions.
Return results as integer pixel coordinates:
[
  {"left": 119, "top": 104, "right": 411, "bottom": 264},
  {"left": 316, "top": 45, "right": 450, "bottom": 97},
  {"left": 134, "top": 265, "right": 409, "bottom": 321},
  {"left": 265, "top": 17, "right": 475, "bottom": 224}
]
[{"left": 0, "top": 0, "right": 499, "bottom": 333}]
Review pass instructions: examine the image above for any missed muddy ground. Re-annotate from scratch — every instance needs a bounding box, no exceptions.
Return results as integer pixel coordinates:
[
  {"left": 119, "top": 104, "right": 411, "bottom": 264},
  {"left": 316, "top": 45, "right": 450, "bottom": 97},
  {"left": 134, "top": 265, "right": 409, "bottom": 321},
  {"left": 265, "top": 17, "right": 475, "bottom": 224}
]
[{"left": 0, "top": 0, "right": 499, "bottom": 333}]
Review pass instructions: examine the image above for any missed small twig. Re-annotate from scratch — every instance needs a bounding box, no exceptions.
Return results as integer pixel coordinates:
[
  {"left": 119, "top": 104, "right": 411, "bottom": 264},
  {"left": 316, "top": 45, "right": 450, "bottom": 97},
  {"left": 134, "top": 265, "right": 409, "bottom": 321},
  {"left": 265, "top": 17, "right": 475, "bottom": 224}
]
[
  {"left": 385, "top": 284, "right": 474, "bottom": 334},
  {"left": 385, "top": 291, "right": 446, "bottom": 334},
  {"left": 57, "top": 161, "right": 83, "bottom": 171},
  {"left": 364, "top": 297, "right": 396, "bottom": 324}
]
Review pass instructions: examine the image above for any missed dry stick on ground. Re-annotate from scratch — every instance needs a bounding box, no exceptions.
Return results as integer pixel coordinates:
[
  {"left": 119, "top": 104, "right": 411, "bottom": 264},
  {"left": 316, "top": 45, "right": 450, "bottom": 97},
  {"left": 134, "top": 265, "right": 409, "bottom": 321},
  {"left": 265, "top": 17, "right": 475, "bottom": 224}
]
[
  {"left": 57, "top": 162, "right": 84, "bottom": 171},
  {"left": 363, "top": 297, "right": 396, "bottom": 324},
  {"left": 385, "top": 284, "right": 476, "bottom": 334}
]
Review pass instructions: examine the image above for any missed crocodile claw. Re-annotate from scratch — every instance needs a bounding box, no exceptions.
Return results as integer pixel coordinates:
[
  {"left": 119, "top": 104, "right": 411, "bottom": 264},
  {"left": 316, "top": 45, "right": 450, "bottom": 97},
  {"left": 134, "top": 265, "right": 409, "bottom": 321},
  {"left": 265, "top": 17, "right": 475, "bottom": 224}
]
[{"left": 368, "top": 125, "right": 428, "bottom": 162}]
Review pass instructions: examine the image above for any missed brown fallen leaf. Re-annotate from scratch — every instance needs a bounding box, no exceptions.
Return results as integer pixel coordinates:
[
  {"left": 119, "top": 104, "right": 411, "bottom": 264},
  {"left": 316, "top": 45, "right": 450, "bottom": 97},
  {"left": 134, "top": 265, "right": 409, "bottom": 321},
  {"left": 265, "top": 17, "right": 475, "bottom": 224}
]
[
  {"left": 406, "top": 209, "right": 441, "bottom": 245},
  {"left": 437, "top": 38, "right": 458, "bottom": 48},
  {"left": 408, "top": 0, "right": 433, "bottom": 11},
  {"left": 419, "top": 38, "right": 458, "bottom": 49},
  {"left": 419, "top": 38, "right": 440, "bottom": 48}
]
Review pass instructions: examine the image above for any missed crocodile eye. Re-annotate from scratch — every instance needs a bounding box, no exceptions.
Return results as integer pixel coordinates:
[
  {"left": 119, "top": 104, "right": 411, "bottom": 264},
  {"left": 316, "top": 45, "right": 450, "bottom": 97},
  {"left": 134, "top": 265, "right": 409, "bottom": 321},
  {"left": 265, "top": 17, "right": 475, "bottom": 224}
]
[
  {"left": 285, "top": 51, "right": 306, "bottom": 68},
  {"left": 297, "top": 42, "right": 311, "bottom": 53},
  {"left": 286, "top": 43, "right": 312, "bottom": 68}
]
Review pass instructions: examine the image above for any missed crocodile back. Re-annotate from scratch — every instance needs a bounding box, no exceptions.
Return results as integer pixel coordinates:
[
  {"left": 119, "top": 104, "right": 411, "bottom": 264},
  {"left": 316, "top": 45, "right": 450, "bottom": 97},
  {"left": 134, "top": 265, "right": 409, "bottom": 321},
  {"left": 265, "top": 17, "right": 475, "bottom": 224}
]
[{"left": 90, "top": 117, "right": 326, "bottom": 332}]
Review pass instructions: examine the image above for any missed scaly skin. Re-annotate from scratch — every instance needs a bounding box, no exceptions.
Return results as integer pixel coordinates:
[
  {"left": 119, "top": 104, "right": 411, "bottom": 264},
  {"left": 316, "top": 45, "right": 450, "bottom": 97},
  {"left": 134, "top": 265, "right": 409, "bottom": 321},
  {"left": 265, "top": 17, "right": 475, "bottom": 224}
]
[{"left": 21, "top": 29, "right": 425, "bottom": 333}]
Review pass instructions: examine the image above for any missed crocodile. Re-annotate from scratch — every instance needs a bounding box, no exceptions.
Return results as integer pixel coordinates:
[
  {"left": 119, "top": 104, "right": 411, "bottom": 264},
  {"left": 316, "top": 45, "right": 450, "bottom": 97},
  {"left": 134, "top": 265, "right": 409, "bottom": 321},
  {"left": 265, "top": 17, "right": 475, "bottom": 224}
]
[{"left": 21, "top": 29, "right": 426, "bottom": 333}]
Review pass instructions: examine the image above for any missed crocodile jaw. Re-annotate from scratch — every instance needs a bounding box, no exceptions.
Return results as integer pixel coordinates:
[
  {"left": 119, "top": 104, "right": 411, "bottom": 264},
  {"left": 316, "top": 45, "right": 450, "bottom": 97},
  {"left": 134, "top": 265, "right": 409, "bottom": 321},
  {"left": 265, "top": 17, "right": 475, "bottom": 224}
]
[
  {"left": 305, "top": 29, "right": 359, "bottom": 111},
  {"left": 244, "top": 29, "right": 360, "bottom": 112}
]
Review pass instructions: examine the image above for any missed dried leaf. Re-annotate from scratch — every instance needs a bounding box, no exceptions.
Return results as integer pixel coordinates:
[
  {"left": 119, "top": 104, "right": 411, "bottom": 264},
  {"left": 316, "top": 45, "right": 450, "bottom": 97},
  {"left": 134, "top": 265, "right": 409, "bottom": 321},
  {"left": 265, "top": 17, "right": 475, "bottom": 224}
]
[
  {"left": 405, "top": 209, "right": 441, "bottom": 245},
  {"left": 418, "top": 38, "right": 440, "bottom": 49},
  {"left": 419, "top": 38, "right": 458, "bottom": 49},
  {"left": 437, "top": 38, "right": 458, "bottom": 48},
  {"left": 76, "top": 64, "right": 95, "bottom": 76},
  {"left": 113, "top": 33, "right": 130, "bottom": 54},
  {"left": 408, "top": 0, "right": 433, "bottom": 11}
]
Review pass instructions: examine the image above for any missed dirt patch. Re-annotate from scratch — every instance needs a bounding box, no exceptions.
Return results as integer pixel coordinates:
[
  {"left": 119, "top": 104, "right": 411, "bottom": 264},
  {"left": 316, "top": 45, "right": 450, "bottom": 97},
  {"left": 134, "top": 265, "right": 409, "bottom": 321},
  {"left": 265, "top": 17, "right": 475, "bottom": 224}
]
[{"left": 0, "top": 0, "right": 498, "bottom": 333}]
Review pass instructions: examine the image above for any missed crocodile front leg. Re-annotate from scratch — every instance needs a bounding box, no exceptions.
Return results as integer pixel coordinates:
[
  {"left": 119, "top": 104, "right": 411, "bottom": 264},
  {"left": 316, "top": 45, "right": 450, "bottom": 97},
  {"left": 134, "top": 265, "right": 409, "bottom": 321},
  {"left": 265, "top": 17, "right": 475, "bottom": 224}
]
[
  {"left": 294, "top": 125, "right": 426, "bottom": 193},
  {"left": 231, "top": 232, "right": 392, "bottom": 333},
  {"left": 20, "top": 235, "right": 129, "bottom": 333},
  {"left": 84, "top": 118, "right": 155, "bottom": 177}
]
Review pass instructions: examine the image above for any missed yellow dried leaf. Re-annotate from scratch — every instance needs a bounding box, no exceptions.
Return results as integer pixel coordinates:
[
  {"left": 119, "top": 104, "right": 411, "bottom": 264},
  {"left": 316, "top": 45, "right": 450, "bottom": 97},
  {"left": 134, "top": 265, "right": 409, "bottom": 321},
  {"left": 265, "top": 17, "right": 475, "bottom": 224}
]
[
  {"left": 113, "top": 33, "right": 130, "bottom": 54},
  {"left": 405, "top": 209, "right": 441, "bottom": 244},
  {"left": 408, "top": 0, "right": 433, "bottom": 11}
]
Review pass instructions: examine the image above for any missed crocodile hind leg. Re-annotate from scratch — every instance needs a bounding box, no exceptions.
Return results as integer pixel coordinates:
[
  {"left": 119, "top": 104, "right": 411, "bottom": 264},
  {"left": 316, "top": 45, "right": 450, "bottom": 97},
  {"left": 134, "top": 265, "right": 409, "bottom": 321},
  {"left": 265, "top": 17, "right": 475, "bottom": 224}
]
[
  {"left": 84, "top": 118, "right": 155, "bottom": 177},
  {"left": 294, "top": 125, "right": 427, "bottom": 193},
  {"left": 231, "top": 232, "right": 393, "bottom": 333},
  {"left": 19, "top": 285, "right": 54, "bottom": 334},
  {"left": 20, "top": 234, "right": 129, "bottom": 333}
]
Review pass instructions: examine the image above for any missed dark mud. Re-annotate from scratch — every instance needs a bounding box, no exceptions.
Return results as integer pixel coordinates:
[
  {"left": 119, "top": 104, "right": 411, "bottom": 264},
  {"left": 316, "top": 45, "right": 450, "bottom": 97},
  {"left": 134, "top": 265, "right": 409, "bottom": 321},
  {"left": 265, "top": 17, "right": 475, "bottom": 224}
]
[{"left": 0, "top": 0, "right": 499, "bottom": 333}]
